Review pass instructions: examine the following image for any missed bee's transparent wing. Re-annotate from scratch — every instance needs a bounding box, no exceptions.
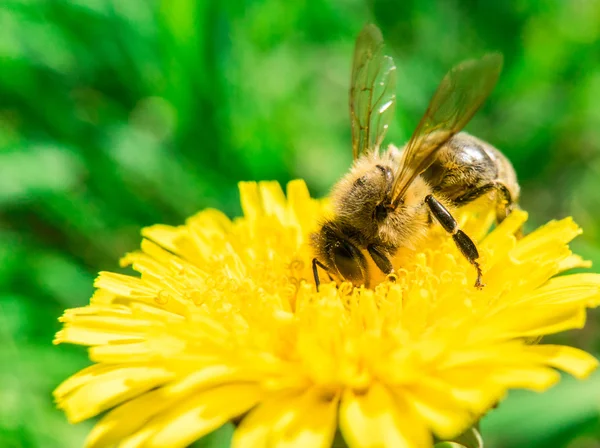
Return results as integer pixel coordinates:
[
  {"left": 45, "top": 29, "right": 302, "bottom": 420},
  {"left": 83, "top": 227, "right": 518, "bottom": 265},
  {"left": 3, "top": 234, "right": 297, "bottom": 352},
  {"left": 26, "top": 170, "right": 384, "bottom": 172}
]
[
  {"left": 350, "top": 24, "right": 397, "bottom": 160},
  {"left": 390, "top": 53, "right": 503, "bottom": 205}
]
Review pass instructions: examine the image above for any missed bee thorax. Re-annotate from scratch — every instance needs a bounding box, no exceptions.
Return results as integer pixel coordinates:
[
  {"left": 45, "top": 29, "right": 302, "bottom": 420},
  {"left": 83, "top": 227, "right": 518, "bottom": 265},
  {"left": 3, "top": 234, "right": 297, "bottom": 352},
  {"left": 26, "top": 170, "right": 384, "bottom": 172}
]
[{"left": 330, "top": 153, "right": 396, "bottom": 236}]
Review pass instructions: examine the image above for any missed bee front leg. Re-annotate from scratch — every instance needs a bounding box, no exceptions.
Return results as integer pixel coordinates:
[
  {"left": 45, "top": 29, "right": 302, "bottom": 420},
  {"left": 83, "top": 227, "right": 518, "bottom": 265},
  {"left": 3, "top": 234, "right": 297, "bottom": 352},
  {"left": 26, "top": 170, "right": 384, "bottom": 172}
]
[
  {"left": 312, "top": 258, "right": 333, "bottom": 292},
  {"left": 367, "top": 245, "right": 394, "bottom": 275},
  {"left": 425, "top": 194, "right": 484, "bottom": 289}
]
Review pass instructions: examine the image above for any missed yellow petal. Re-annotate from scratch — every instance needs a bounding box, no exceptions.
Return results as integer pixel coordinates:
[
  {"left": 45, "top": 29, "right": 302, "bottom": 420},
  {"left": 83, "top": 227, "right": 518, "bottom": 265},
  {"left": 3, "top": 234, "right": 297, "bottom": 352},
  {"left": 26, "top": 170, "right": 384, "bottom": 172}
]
[
  {"left": 399, "top": 381, "right": 474, "bottom": 440},
  {"left": 54, "top": 326, "right": 143, "bottom": 346},
  {"left": 232, "top": 390, "right": 302, "bottom": 448},
  {"left": 87, "top": 388, "right": 172, "bottom": 448},
  {"left": 86, "top": 365, "right": 243, "bottom": 448},
  {"left": 480, "top": 209, "right": 527, "bottom": 263},
  {"left": 239, "top": 181, "right": 263, "bottom": 220},
  {"left": 54, "top": 363, "right": 115, "bottom": 398},
  {"left": 138, "top": 238, "right": 188, "bottom": 272},
  {"left": 487, "top": 366, "right": 560, "bottom": 391},
  {"left": 94, "top": 272, "right": 158, "bottom": 299},
  {"left": 259, "top": 181, "right": 288, "bottom": 224},
  {"left": 141, "top": 224, "right": 180, "bottom": 253},
  {"left": 55, "top": 305, "right": 156, "bottom": 347},
  {"left": 470, "top": 306, "right": 586, "bottom": 341},
  {"left": 56, "top": 365, "right": 174, "bottom": 423},
  {"left": 186, "top": 208, "right": 232, "bottom": 234},
  {"left": 286, "top": 179, "right": 316, "bottom": 235},
  {"left": 145, "top": 383, "right": 262, "bottom": 448},
  {"left": 273, "top": 389, "right": 338, "bottom": 448},
  {"left": 438, "top": 340, "right": 524, "bottom": 370},
  {"left": 118, "top": 425, "right": 157, "bottom": 448},
  {"left": 513, "top": 217, "right": 582, "bottom": 258},
  {"left": 558, "top": 254, "right": 592, "bottom": 272},
  {"left": 233, "top": 388, "right": 338, "bottom": 448},
  {"left": 339, "top": 383, "right": 431, "bottom": 448},
  {"left": 513, "top": 273, "right": 600, "bottom": 306},
  {"left": 522, "top": 345, "right": 599, "bottom": 379},
  {"left": 435, "top": 369, "right": 506, "bottom": 414}
]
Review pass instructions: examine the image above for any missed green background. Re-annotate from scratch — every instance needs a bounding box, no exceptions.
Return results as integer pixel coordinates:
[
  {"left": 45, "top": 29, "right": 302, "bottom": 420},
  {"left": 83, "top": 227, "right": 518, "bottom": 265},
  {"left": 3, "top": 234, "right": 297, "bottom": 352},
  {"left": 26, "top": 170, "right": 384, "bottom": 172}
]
[{"left": 2, "top": 0, "right": 600, "bottom": 447}]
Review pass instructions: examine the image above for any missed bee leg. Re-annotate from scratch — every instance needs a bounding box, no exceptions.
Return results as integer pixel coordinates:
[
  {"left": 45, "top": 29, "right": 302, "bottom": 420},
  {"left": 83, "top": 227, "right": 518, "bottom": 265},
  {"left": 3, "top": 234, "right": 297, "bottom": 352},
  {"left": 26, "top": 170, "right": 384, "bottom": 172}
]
[
  {"left": 425, "top": 194, "right": 484, "bottom": 289},
  {"left": 452, "top": 183, "right": 497, "bottom": 206},
  {"left": 493, "top": 185, "right": 513, "bottom": 224},
  {"left": 312, "top": 258, "right": 333, "bottom": 292},
  {"left": 512, "top": 207, "right": 524, "bottom": 239},
  {"left": 367, "top": 245, "right": 394, "bottom": 275},
  {"left": 453, "top": 182, "right": 518, "bottom": 227},
  {"left": 494, "top": 186, "right": 524, "bottom": 239},
  {"left": 496, "top": 201, "right": 524, "bottom": 239}
]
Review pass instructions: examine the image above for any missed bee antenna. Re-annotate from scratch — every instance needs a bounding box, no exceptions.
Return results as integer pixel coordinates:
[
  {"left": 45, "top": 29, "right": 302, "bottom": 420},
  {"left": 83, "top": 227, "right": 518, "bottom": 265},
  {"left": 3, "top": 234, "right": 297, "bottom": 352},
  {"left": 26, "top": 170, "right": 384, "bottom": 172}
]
[{"left": 312, "top": 258, "right": 332, "bottom": 292}]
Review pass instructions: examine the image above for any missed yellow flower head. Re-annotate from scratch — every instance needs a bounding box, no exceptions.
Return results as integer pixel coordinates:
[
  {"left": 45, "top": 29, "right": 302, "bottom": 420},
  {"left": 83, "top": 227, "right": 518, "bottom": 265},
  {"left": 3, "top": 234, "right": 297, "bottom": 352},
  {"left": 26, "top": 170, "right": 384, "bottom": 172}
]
[{"left": 54, "top": 180, "right": 600, "bottom": 448}]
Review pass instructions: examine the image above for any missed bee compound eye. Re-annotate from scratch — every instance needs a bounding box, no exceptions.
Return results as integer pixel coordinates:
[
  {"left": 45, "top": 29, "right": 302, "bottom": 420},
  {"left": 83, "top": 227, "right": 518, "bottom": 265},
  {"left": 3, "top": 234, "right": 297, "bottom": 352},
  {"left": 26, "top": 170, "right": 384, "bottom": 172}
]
[{"left": 332, "top": 241, "right": 365, "bottom": 285}]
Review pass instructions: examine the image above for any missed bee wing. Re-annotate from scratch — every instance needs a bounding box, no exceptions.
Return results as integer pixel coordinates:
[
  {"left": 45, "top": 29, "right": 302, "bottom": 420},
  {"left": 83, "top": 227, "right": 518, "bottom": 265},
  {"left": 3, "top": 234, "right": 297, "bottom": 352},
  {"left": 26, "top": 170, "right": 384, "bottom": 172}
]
[
  {"left": 350, "top": 24, "right": 397, "bottom": 160},
  {"left": 390, "top": 53, "right": 503, "bottom": 205}
]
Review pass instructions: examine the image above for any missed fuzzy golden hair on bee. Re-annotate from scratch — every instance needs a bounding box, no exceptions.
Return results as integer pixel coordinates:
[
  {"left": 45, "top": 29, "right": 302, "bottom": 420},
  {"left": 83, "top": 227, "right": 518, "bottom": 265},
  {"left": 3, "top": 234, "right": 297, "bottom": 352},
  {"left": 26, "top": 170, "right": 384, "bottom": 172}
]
[
  {"left": 328, "top": 146, "right": 431, "bottom": 249},
  {"left": 329, "top": 146, "right": 399, "bottom": 226}
]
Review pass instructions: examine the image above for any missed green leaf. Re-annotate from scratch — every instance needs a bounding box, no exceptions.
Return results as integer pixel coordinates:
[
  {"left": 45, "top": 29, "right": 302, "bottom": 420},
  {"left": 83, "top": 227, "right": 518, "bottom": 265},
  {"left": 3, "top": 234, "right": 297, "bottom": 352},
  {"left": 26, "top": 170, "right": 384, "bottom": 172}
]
[
  {"left": 188, "top": 424, "right": 234, "bottom": 448},
  {"left": 0, "top": 145, "right": 84, "bottom": 206},
  {"left": 482, "top": 371, "right": 600, "bottom": 447}
]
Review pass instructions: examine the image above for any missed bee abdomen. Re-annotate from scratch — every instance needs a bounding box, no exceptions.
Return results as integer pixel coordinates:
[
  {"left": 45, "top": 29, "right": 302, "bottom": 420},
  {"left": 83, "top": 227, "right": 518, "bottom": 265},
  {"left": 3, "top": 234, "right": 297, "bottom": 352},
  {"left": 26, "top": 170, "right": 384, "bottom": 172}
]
[{"left": 422, "top": 132, "right": 518, "bottom": 205}]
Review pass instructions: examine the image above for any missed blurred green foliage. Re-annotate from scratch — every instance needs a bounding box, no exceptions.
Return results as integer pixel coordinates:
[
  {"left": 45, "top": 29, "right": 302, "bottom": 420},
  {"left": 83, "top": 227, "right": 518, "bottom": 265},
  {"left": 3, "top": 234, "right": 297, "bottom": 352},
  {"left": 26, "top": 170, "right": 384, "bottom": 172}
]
[{"left": 1, "top": 0, "right": 600, "bottom": 447}]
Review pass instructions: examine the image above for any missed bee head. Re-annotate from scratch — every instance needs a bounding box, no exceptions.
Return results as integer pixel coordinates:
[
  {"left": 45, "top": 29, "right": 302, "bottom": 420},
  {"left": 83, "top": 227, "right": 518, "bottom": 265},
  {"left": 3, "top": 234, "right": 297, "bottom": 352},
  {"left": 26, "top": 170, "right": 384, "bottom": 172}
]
[
  {"left": 330, "top": 239, "right": 366, "bottom": 286},
  {"left": 311, "top": 221, "right": 368, "bottom": 288}
]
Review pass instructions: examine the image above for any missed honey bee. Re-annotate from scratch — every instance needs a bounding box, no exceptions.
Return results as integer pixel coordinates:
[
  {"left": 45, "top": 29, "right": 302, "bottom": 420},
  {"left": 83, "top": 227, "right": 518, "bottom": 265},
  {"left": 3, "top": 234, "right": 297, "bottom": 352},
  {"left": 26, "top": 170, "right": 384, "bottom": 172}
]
[{"left": 311, "top": 24, "right": 519, "bottom": 290}]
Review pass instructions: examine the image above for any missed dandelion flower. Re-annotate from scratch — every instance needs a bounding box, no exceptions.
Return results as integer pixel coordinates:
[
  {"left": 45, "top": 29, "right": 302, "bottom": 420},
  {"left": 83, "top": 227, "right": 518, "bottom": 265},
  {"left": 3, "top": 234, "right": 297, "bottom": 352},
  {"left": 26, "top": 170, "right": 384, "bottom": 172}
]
[{"left": 54, "top": 180, "right": 600, "bottom": 448}]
